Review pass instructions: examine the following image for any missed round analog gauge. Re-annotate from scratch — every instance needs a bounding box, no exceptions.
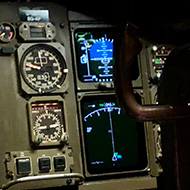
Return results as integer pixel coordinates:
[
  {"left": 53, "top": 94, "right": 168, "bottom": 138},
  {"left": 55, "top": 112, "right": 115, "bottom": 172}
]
[
  {"left": 0, "top": 23, "right": 16, "bottom": 42},
  {"left": 34, "top": 111, "right": 63, "bottom": 143},
  {"left": 20, "top": 44, "right": 68, "bottom": 93},
  {"left": 31, "top": 102, "right": 65, "bottom": 145}
]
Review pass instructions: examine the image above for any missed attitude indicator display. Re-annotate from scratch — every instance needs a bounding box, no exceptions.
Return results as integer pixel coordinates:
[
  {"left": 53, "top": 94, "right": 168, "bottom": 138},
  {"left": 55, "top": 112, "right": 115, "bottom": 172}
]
[
  {"left": 75, "top": 29, "right": 115, "bottom": 83},
  {"left": 81, "top": 95, "right": 148, "bottom": 175}
]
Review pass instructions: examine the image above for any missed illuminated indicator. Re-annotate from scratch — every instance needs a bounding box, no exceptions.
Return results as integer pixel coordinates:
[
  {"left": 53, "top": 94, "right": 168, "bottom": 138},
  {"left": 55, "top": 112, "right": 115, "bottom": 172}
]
[
  {"left": 112, "top": 152, "right": 123, "bottom": 161},
  {"left": 87, "top": 127, "right": 92, "bottom": 133},
  {"left": 88, "top": 104, "right": 96, "bottom": 108},
  {"left": 152, "top": 45, "right": 172, "bottom": 74},
  {"left": 155, "top": 58, "right": 160, "bottom": 63},
  {"left": 152, "top": 45, "right": 158, "bottom": 51},
  {"left": 99, "top": 103, "right": 115, "bottom": 107}
]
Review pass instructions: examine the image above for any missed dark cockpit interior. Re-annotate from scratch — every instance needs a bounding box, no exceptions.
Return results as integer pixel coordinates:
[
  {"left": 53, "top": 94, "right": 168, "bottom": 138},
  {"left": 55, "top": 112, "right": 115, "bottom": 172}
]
[{"left": 1, "top": 1, "right": 190, "bottom": 190}]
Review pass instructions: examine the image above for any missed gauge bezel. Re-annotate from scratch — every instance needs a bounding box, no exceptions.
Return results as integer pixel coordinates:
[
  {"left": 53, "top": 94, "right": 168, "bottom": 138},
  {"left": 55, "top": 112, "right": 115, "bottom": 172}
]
[
  {"left": 17, "top": 43, "right": 69, "bottom": 94},
  {"left": 28, "top": 96, "right": 67, "bottom": 147},
  {"left": 0, "top": 22, "right": 16, "bottom": 43},
  {"left": 19, "top": 22, "right": 56, "bottom": 41}
]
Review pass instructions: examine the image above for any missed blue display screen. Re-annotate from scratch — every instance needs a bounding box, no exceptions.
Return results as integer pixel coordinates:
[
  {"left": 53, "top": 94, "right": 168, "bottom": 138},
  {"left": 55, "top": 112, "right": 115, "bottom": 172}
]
[
  {"left": 81, "top": 95, "right": 148, "bottom": 174},
  {"left": 74, "top": 29, "right": 115, "bottom": 83},
  {"left": 89, "top": 38, "right": 113, "bottom": 63}
]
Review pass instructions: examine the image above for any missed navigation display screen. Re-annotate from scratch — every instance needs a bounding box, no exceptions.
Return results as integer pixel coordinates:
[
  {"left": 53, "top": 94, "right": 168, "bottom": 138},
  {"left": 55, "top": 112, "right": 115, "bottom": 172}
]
[
  {"left": 81, "top": 95, "right": 148, "bottom": 174},
  {"left": 75, "top": 29, "right": 115, "bottom": 83}
]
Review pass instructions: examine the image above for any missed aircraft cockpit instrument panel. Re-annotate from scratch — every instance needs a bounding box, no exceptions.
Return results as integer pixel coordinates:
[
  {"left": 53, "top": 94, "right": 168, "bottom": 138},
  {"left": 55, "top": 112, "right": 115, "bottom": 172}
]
[{"left": 0, "top": 2, "right": 161, "bottom": 190}]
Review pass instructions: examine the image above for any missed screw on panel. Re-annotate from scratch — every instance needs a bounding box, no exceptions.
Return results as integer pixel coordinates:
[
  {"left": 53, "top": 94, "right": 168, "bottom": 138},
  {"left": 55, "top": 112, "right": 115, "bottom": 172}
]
[
  {"left": 62, "top": 149, "right": 66, "bottom": 154},
  {"left": 68, "top": 147, "right": 73, "bottom": 157},
  {"left": 46, "top": 24, "right": 50, "bottom": 29},
  {"left": 66, "top": 178, "right": 72, "bottom": 185},
  {"left": 59, "top": 23, "right": 65, "bottom": 29},
  {"left": 68, "top": 151, "right": 73, "bottom": 157},
  {"left": 35, "top": 136, "right": 42, "bottom": 145},
  {"left": 6, "top": 170, "right": 14, "bottom": 180},
  {"left": 5, "top": 152, "right": 11, "bottom": 162},
  {"left": 61, "top": 134, "right": 69, "bottom": 145},
  {"left": 70, "top": 164, "right": 75, "bottom": 173}
]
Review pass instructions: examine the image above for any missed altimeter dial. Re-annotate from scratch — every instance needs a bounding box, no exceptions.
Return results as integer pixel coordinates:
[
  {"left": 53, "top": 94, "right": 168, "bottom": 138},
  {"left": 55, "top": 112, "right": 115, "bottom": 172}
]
[{"left": 20, "top": 44, "right": 68, "bottom": 93}]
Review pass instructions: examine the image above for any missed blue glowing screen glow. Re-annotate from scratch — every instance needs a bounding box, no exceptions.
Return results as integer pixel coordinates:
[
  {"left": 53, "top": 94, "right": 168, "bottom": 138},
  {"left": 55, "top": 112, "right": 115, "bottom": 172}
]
[{"left": 75, "top": 29, "right": 115, "bottom": 83}]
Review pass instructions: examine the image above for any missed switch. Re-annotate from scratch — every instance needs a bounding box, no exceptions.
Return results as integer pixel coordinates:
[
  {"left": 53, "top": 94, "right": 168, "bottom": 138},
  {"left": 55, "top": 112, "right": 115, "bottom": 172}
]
[
  {"left": 54, "top": 156, "right": 66, "bottom": 171},
  {"left": 16, "top": 158, "right": 31, "bottom": 175},
  {"left": 38, "top": 157, "right": 51, "bottom": 173}
]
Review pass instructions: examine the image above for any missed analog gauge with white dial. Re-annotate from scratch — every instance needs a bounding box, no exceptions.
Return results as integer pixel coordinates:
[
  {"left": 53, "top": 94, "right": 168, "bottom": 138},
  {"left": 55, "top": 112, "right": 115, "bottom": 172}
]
[
  {"left": 20, "top": 44, "right": 68, "bottom": 93},
  {"left": 30, "top": 101, "right": 65, "bottom": 146}
]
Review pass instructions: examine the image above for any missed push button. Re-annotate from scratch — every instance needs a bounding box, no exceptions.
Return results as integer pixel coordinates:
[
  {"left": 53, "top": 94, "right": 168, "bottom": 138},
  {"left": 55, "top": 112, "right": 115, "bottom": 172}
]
[
  {"left": 54, "top": 156, "right": 66, "bottom": 171},
  {"left": 38, "top": 157, "right": 51, "bottom": 173},
  {"left": 16, "top": 158, "right": 31, "bottom": 175}
]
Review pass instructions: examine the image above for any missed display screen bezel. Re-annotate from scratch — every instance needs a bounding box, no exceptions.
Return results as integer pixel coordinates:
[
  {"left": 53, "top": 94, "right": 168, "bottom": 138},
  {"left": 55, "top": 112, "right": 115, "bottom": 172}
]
[
  {"left": 78, "top": 92, "right": 148, "bottom": 177},
  {"left": 71, "top": 24, "right": 142, "bottom": 91},
  {"left": 27, "top": 96, "right": 67, "bottom": 147},
  {"left": 74, "top": 28, "right": 115, "bottom": 84}
]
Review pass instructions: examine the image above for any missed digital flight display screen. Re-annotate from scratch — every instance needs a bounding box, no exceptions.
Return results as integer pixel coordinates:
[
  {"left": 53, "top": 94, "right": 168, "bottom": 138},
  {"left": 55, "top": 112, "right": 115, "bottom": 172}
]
[
  {"left": 75, "top": 29, "right": 115, "bottom": 83},
  {"left": 74, "top": 28, "right": 140, "bottom": 83},
  {"left": 81, "top": 95, "right": 148, "bottom": 174}
]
